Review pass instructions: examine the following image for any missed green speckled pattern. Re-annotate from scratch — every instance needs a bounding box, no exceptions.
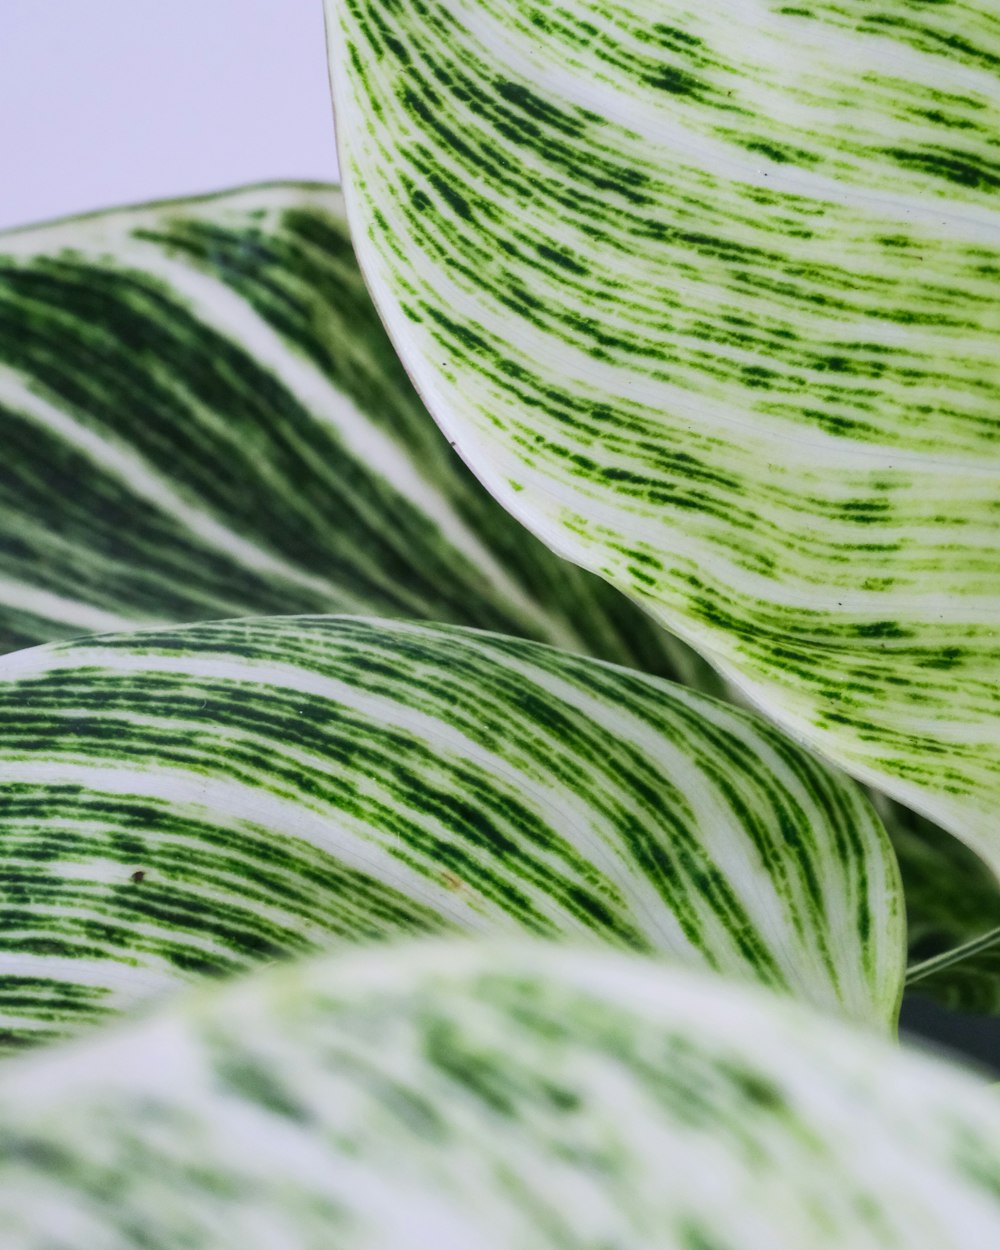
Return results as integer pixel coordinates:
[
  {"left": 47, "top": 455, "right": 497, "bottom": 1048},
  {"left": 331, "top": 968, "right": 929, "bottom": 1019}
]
[
  {"left": 0, "top": 939, "right": 997, "bottom": 1250},
  {"left": 327, "top": 1, "right": 1000, "bottom": 867},
  {"left": 0, "top": 182, "right": 708, "bottom": 687},
  {"left": 0, "top": 614, "right": 902, "bottom": 1049}
]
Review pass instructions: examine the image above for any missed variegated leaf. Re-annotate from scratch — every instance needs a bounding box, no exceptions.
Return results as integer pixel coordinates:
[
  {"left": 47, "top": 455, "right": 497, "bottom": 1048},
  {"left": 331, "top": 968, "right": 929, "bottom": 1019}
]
[
  {"left": 327, "top": 1, "right": 1000, "bottom": 868},
  {"left": 0, "top": 938, "right": 997, "bottom": 1249},
  {"left": 0, "top": 183, "right": 710, "bottom": 688},
  {"left": 7, "top": 178, "right": 980, "bottom": 1020},
  {"left": 0, "top": 615, "right": 902, "bottom": 1050}
]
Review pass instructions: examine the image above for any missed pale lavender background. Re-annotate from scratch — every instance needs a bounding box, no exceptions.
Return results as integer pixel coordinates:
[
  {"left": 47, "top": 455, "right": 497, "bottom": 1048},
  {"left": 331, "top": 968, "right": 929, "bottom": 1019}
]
[{"left": 0, "top": 0, "right": 339, "bottom": 233}]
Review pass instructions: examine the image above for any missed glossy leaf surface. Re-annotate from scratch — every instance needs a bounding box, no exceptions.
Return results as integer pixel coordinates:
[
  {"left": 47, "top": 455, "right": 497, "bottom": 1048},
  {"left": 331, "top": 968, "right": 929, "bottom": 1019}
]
[
  {"left": 0, "top": 615, "right": 902, "bottom": 1049},
  {"left": 328, "top": 0, "right": 1000, "bottom": 865}
]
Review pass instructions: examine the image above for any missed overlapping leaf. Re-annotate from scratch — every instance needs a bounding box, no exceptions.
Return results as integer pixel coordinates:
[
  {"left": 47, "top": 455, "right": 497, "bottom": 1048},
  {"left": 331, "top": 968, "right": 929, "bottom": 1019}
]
[
  {"left": 327, "top": 0, "right": 1000, "bottom": 867},
  {"left": 0, "top": 614, "right": 902, "bottom": 1050},
  {"left": 4, "top": 179, "right": 988, "bottom": 1024},
  {"left": 0, "top": 183, "right": 710, "bottom": 687},
  {"left": 0, "top": 938, "right": 996, "bottom": 1249}
]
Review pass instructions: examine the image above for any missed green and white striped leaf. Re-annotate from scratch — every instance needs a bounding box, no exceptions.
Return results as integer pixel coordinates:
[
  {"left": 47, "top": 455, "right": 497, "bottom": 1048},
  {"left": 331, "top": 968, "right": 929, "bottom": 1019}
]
[
  {"left": 4, "top": 181, "right": 987, "bottom": 1026},
  {"left": 0, "top": 182, "right": 710, "bottom": 688},
  {"left": 0, "top": 614, "right": 903, "bottom": 1050},
  {"left": 327, "top": 2, "right": 1000, "bottom": 867},
  {"left": 0, "top": 938, "right": 997, "bottom": 1250}
]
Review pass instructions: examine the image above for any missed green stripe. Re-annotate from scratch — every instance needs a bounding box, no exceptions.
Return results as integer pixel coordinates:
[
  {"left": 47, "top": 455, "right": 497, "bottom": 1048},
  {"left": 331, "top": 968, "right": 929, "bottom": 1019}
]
[
  {"left": 327, "top": 1, "right": 1000, "bottom": 869},
  {"left": 0, "top": 615, "right": 902, "bottom": 1048},
  {"left": 0, "top": 939, "right": 995, "bottom": 1249},
  {"left": 0, "top": 180, "right": 979, "bottom": 1013},
  {"left": 0, "top": 182, "right": 713, "bottom": 689},
  {"left": 0, "top": 183, "right": 981, "bottom": 1015}
]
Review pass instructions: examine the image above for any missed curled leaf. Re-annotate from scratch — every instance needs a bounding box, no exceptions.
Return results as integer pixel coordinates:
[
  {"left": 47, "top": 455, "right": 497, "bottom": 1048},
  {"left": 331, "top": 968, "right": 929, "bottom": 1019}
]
[{"left": 327, "top": 1, "right": 1000, "bottom": 866}]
